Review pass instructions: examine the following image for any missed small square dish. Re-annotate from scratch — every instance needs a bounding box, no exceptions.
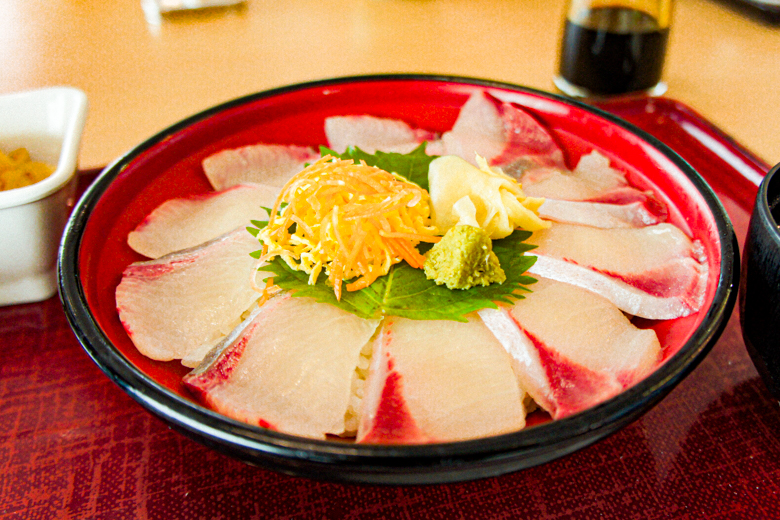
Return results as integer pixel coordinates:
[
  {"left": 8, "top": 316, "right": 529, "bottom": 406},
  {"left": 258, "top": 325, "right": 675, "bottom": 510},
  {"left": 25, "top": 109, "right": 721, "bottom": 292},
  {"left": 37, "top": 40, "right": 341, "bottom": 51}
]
[{"left": 0, "top": 87, "right": 88, "bottom": 306}]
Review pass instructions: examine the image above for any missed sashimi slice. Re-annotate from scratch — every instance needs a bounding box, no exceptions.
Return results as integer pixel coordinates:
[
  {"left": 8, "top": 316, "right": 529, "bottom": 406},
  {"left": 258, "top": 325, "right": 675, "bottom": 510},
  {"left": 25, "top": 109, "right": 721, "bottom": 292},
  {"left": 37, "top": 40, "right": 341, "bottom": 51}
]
[
  {"left": 183, "top": 293, "right": 381, "bottom": 439},
  {"left": 441, "top": 90, "right": 566, "bottom": 170},
  {"left": 116, "top": 227, "right": 268, "bottom": 363},
  {"left": 480, "top": 277, "right": 661, "bottom": 419},
  {"left": 518, "top": 151, "right": 667, "bottom": 219},
  {"left": 324, "top": 115, "right": 437, "bottom": 154},
  {"left": 202, "top": 143, "right": 318, "bottom": 190},
  {"left": 519, "top": 151, "right": 625, "bottom": 198},
  {"left": 538, "top": 199, "right": 661, "bottom": 228},
  {"left": 527, "top": 222, "right": 708, "bottom": 319},
  {"left": 128, "top": 183, "right": 280, "bottom": 259},
  {"left": 357, "top": 317, "right": 527, "bottom": 444}
]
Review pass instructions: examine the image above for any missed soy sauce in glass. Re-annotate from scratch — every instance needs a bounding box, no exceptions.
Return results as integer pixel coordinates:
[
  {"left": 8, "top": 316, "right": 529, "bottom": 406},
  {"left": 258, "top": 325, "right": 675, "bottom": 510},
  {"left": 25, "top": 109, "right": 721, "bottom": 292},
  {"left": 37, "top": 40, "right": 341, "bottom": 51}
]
[{"left": 556, "top": 4, "right": 671, "bottom": 97}]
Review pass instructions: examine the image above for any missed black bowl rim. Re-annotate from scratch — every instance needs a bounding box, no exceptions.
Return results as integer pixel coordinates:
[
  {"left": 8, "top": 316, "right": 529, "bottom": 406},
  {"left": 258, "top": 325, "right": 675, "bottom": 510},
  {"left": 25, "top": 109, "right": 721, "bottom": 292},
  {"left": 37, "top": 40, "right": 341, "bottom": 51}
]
[
  {"left": 58, "top": 74, "right": 738, "bottom": 480},
  {"left": 756, "top": 162, "right": 780, "bottom": 243}
]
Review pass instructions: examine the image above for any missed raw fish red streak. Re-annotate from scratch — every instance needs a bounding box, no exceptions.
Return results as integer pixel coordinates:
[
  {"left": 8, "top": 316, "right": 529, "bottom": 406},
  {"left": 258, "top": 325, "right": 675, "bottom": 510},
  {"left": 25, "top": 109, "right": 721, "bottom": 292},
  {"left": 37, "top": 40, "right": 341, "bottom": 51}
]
[
  {"left": 524, "top": 329, "right": 621, "bottom": 419},
  {"left": 357, "top": 353, "right": 430, "bottom": 445}
]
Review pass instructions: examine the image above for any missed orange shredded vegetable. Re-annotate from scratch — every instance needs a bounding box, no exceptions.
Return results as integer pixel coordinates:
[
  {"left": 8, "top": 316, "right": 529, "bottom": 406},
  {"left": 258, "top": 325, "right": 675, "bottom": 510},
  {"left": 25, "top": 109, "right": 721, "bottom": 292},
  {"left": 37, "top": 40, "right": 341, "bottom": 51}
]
[{"left": 257, "top": 155, "right": 439, "bottom": 300}]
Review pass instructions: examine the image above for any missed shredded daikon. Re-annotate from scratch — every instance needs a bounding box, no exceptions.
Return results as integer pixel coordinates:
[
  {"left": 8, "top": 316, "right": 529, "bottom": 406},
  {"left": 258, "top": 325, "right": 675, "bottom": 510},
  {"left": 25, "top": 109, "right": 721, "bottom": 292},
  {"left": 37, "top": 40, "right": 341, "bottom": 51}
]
[{"left": 257, "top": 155, "right": 439, "bottom": 300}]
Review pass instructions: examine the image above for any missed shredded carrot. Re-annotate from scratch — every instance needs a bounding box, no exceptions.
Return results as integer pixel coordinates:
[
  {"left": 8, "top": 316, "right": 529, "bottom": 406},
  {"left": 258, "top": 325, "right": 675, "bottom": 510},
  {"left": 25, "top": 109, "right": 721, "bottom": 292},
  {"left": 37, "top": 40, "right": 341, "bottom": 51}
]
[
  {"left": 257, "top": 155, "right": 439, "bottom": 299},
  {"left": 379, "top": 230, "right": 441, "bottom": 243}
]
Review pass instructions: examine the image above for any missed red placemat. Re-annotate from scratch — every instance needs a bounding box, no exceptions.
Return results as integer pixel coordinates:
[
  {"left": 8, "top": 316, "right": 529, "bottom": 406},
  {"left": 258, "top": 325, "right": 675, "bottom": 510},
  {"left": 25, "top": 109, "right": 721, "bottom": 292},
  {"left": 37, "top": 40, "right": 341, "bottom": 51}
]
[{"left": 2, "top": 97, "right": 778, "bottom": 520}]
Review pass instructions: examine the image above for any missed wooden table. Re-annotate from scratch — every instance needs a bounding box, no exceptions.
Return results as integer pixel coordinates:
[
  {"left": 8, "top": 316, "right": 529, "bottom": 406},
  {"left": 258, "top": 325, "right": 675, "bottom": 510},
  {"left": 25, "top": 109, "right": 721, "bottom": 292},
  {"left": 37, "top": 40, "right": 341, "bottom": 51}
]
[
  {"left": 1, "top": 0, "right": 779, "bottom": 169},
  {"left": 3, "top": 1, "right": 780, "bottom": 518}
]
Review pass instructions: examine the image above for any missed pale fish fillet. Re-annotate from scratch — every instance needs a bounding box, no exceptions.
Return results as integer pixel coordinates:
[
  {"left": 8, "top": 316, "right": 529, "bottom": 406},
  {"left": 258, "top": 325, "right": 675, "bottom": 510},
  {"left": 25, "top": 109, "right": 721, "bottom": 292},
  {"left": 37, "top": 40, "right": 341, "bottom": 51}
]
[
  {"left": 538, "top": 199, "right": 661, "bottom": 228},
  {"left": 128, "top": 183, "right": 280, "bottom": 259},
  {"left": 357, "top": 317, "right": 527, "bottom": 444},
  {"left": 202, "top": 143, "right": 318, "bottom": 190},
  {"left": 527, "top": 222, "right": 708, "bottom": 319},
  {"left": 324, "top": 115, "right": 438, "bottom": 155},
  {"left": 441, "top": 90, "right": 566, "bottom": 170},
  {"left": 519, "top": 151, "right": 627, "bottom": 199},
  {"left": 517, "top": 151, "right": 667, "bottom": 219},
  {"left": 183, "top": 293, "right": 381, "bottom": 439},
  {"left": 116, "top": 227, "right": 269, "bottom": 363},
  {"left": 480, "top": 277, "right": 661, "bottom": 419}
]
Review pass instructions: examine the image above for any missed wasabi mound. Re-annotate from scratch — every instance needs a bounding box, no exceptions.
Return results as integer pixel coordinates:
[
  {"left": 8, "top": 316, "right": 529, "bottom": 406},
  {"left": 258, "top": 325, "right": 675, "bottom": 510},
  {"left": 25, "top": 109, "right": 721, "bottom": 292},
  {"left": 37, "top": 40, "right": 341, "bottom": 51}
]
[{"left": 424, "top": 225, "right": 506, "bottom": 290}]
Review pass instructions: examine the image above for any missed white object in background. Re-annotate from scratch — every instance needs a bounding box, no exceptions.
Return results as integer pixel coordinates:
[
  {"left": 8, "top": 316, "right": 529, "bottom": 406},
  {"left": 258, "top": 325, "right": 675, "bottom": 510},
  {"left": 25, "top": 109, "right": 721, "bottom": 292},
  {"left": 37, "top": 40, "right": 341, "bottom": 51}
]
[
  {"left": 142, "top": 0, "right": 246, "bottom": 25},
  {"left": 155, "top": 0, "right": 245, "bottom": 12},
  {"left": 141, "top": 0, "right": 246, "bottom": 24},
  {"left": 0, "top": 87, "right": 88, "bottom": 306}
]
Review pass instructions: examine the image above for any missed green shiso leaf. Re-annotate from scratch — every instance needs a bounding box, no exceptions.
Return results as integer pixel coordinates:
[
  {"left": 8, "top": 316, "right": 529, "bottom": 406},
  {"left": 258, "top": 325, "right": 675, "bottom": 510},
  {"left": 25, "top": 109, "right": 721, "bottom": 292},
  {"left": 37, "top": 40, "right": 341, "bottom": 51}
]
[
  {"left": 247, "top": 209, "right": 271, "bottom": 259},
  {"left": 254, "top": 147, "right": 538, "bottom": 322},
  {"left": 260, "top": 230, "right": 537, "bottom": 322},
  {"left": 320, "top": 143, "right": 436, "bottom": 191}
]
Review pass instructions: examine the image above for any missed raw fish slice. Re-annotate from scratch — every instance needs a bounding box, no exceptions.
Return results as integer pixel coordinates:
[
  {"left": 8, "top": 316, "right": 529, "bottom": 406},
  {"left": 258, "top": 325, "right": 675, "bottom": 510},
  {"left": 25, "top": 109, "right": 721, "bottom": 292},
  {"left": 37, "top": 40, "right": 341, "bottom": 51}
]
[
  {"left": 480, "top": 277, "right": 661, "bottom": 419},
  {"left": 357, "top": 317, "right": 527, "bottom": 444},
  {"left": 325, "top": 115, "right": 437, "bottom": 154},
  {"left": 527, "top": 223, "right": 708, "bottom": 319},
  {"left": 520, "top": 167, "right": 619, "bottom": 200},
  {"left": 441, "top": 90, "right": 566, "bottom": 170},
  {"left": 128, "top": 183, "right": 280, "bottom": 259},
  {"left": 423, "top": 139, "right": 446, "bottom": 156},
  {"left": 202, "top": 143, "right": 318, "bottom": 190},
  {"left": 519, "top": 151, "right": 626, "bottom": 198},
  {"left": 518, "top": 151, "right": 667, "bottom": 219},
  {"left": 184, "top": 293, "right": 381, "bottom": 439},
  {"left": 538, "top": 199, "right": 661, "bottom": 228},
  {"left": 116, "top": 227, "right": 268, "bottom": 363}
]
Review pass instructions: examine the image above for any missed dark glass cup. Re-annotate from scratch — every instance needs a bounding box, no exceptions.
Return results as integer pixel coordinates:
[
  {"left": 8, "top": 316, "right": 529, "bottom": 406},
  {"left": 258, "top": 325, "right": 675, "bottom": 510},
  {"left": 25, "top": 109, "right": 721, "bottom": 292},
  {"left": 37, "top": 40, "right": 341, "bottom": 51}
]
[
  {"left": 740, "top": 162, "right": 780, "bottom": 403},
  {"left": 555, "top": 0, "right": 672, "bottom": 98}
]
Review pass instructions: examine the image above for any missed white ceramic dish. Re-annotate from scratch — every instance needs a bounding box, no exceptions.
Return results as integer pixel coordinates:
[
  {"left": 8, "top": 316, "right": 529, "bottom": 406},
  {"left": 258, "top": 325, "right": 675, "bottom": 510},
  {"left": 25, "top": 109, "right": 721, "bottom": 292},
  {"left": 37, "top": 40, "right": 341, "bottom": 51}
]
[{"left": 0, "top": 87, "right": 88, "bottom": 306}]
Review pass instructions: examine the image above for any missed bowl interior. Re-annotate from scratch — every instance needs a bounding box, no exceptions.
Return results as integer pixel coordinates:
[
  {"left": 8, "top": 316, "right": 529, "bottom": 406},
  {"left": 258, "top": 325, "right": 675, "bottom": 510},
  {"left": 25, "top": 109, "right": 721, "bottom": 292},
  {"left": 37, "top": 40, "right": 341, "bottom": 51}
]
[{"left": 65, "top": 77, "right": 732, "bottom": 477}]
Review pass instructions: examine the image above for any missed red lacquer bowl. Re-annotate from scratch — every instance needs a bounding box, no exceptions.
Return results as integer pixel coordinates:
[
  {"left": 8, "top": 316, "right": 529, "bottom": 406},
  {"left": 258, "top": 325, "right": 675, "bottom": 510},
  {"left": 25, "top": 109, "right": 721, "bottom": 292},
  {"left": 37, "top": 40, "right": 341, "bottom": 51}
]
[{"left": 58, "top": 75, "right": 737, "bottom": 484}]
